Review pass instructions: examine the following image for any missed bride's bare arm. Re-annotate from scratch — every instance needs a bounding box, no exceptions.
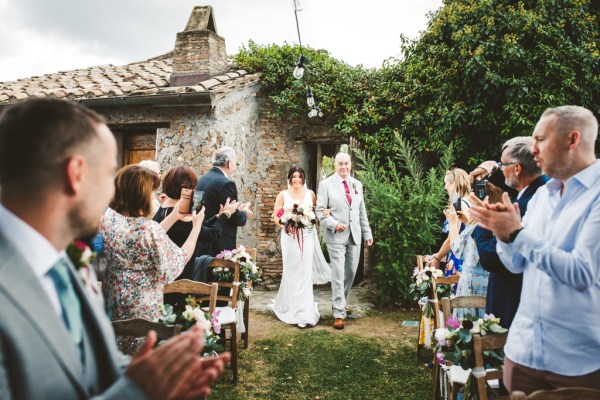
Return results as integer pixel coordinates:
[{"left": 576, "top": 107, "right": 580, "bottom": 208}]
[{"left": 273, "top": 191, "right": 285, "bottom": 227}]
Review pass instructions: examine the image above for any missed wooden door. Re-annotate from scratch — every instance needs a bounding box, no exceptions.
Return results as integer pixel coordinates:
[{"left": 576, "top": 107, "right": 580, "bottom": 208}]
[{"left": 123, "top": 132, "right": 156, "bottom": 166}]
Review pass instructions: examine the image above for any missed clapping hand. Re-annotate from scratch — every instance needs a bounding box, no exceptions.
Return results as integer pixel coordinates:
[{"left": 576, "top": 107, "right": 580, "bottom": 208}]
[
  {"left": 470, "top": 192, "right": 522, "bottom": 242},
  {"left": 126, "top": 324, "right": 230, "bottom": 400},
  {"left": 219, "top": 198, "right": 238, "bottom": 218},
  {"left": 238, "top": 201, "right": 254, "bottom": 217}
]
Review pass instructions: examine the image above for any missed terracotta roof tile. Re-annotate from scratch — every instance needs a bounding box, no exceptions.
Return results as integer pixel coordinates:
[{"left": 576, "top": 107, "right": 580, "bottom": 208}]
[{"left": 0, "top": 52, "right": 260, "bottom": 106}]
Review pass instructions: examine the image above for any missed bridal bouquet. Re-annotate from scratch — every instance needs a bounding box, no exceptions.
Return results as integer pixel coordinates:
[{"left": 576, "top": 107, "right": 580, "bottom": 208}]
[
  {"left": 276, "top": 202, "right": 317, "bottom": 254},
  {"left": 155, "top": 297, "right": 224, "bottom": 355},
  {"left": 214, "top": 245, "right": 262, "bottom": 301},
  {"left": 434, "top": 314, "right": 508, "bottom": 400}
]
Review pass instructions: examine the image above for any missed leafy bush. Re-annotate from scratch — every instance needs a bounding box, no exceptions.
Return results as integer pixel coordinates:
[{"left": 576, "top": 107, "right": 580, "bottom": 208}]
[{"left": 356, "top": 133, "right": 453, "bottom": 305}]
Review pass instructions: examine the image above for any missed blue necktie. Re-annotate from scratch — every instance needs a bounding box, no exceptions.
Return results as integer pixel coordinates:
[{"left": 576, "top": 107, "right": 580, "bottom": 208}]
[{"left": 48, "top": 259, "right": 83, "bottom": 349}]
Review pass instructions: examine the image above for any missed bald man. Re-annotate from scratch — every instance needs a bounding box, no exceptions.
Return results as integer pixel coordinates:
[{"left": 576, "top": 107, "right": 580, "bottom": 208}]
[
  {"left": 316, "top": 152, "right": 373, "bottom": 330},
  {"left": 470, "top": 106, "right": 600, "bottom": 394}
]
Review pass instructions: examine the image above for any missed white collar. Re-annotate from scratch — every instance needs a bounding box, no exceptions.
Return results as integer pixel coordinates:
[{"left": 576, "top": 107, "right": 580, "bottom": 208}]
[
  {"left": 335, "top": 174, "right": 351, "bottom": 184},
  {"left": 0, "top": 203, "right": 61, "bottom": 278}
]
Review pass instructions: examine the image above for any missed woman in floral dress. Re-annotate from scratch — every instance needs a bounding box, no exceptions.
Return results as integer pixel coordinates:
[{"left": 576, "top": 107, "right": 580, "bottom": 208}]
[
  {"left": 444, "top": 183, "right": 503, "bottom": 319},
  {"left": 101, "top": 165, "right": 204, "bottom": 354}
]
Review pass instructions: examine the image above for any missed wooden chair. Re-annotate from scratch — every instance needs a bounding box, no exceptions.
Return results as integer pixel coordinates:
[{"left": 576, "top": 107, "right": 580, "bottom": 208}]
[
  {"left": 112, "top": 318, "right": 183, "bottom": 341},
  {"left": 429, "top": 275, "right": 460, "bottom": 400},
  {"left": 511, "top": 387, "right": 600, "bottom": 400},
  {"left": 206, "top": 258, "right": 240, "bottom": 383},
  {"left": 435, "top": 295, "right": 488, "bottom": 400},
  {"left": 472, "top": 332, "right": 509, "bottom": 400},
  {"left": 239, "top": 246, "right": 257, "bottom": 350},
  {"left": 163, "top": 280, "right": 218, "bottom": 315}
]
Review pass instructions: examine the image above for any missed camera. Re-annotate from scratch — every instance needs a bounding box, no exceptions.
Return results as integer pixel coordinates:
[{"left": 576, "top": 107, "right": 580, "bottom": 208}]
[{"left": 473, "top": 180, "right": 488, "bottom": 200}]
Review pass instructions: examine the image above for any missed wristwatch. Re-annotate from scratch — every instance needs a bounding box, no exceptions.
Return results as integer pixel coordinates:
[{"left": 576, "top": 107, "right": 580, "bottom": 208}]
[{"left": 505, "top": 227, "right": 523, "bottom": 243}]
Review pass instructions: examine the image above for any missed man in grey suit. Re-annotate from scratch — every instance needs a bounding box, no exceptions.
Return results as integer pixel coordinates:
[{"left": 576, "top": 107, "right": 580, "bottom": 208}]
[
  {"left": 0, "top": 98, "right": 229, "bottom": 399},
  {"left": 316, "top": 152, "right": 373, "bottom": 330}
]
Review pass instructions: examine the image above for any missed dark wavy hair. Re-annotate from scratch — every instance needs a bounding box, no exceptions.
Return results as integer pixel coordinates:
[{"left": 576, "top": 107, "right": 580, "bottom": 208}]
[
  {"left": 287, "top": 166, "right": 306, "bottom": 185},
  {"left": 110, "top": 165, "right": 160, "bottom": 218},
  {"left": 161, "top": 166, "right": 198, "bottom": 199}
]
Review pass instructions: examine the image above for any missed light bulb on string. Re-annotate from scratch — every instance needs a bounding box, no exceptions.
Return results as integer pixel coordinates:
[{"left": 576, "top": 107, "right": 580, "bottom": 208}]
[
  {"left": 306, "top": 86, "right": 315, "bottom": 107},
  {"left": 293, "top": 55, "right": 306, "bottom": 79}
]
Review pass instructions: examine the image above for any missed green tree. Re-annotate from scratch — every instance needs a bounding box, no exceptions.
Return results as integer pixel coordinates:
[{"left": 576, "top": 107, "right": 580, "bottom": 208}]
[{"left": 383, "top": 0, "right": 600, "bottom": 164}]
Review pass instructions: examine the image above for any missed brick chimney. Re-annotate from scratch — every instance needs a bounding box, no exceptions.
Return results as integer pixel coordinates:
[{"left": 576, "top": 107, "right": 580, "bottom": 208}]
[{"left": 171, "top": 6, "right": 228, "bottom": 86}]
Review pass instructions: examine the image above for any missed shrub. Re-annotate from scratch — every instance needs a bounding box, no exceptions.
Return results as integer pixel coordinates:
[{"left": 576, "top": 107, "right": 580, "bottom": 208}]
[{"left": 356, "top": 133, "right": 454, "bottom": 305}]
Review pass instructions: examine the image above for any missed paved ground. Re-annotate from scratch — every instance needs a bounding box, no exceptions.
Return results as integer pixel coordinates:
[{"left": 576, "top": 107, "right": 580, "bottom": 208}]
[{"left": 249, "top": 283, "right": 378, "bottom": 319}]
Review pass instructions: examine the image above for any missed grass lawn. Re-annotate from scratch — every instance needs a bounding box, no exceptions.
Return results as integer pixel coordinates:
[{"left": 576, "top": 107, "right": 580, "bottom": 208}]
[{"left": 210, "top": 310, "right": 433, "bottom": 399}]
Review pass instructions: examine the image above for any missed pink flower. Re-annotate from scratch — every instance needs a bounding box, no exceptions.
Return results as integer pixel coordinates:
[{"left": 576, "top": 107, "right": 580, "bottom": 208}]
[{"left": 445, "top": 317, "right": 460, "bottom": 329}]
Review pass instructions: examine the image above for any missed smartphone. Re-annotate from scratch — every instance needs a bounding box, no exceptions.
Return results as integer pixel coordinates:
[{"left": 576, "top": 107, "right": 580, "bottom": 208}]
[
  {"left": 451, "top": 193, "right": 462, "bottom": 212},
  {"left": 474, "top": 180, "right": 487, "bottom": 200},
  {"left": 180, "top": 188, "right": 193, "bottom": 214},
  {"left": 191, "top": 190, "right": 204, "bottom": 213}
]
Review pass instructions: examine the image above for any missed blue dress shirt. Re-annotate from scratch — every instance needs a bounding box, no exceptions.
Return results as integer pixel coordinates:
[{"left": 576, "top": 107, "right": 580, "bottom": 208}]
[{"left": 497, "top": 160, "right": 600, "bottom": 376}]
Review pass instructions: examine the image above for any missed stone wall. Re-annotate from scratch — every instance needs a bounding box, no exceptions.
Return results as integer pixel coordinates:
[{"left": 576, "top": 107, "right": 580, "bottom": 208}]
[{"left": 97, "top": 86, "right": 340, "bottom": 282}]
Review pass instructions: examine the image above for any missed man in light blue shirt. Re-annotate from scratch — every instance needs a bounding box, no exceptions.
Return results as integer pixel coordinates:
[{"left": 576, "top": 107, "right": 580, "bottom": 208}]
[{"left": 470, "top": 105, "right": 600, "bottom": 394}]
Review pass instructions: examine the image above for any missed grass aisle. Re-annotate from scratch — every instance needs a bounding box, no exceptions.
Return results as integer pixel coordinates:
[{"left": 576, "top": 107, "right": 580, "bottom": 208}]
[{"left": 211, "top": 327, "right": 432, "bottom": 399}]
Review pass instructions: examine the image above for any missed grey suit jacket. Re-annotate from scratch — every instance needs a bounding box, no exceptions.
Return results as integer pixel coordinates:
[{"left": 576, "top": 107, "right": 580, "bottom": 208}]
[
  {"left": 0, "top": 230, "right": 145, "bottom": 399},
  {"left": 316, "top": 175, "right": 372, "bottom": 245}
]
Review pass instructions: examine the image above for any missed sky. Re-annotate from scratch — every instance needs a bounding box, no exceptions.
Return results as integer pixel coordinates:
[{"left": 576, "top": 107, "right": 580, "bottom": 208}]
[{"left": 0, "top": 0, "right": 443, "bottom": 82}]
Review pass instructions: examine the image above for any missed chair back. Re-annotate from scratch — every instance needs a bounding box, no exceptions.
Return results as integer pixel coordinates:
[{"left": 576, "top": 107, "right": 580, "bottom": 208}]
[
  {"left": 112, "top": 318, "right": 182, "bottom": 341},
  {"left": 473, "top": 332, "right": 508, "bottom": 400},
  {"left": 206, "top": 259, "right": 240, "bottom": 309},
  {"left": 441, "top": 295, "right": 486, "bottom": 323},
  {"left": 431, "top": 275, "right": 460, "bottom": 329},
  {"left": 416, "top": 255, "right": 425, "bottom": 271},
  {"left": 163, "top": 280, "right": 218, "bottom": 314},
  {"left": 511, "top": 387, "right": 600, "bottom": 400}
]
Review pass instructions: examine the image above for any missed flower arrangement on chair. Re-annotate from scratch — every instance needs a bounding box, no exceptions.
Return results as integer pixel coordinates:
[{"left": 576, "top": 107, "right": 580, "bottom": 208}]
[
  {"left": 434, "top": 314, "right": 508, "bottom": 400},
  {"left": 213, "top": 245, "right": 262, "bottom": 301},
  {"left": 409, "top": 266, "right": 452, "bottom": 318},
  {"left": 155, "top": 297, "right": 224, "bottom": 355}
]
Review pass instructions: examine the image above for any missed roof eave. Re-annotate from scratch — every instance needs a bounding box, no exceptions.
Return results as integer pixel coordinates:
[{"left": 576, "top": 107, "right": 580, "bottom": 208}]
[{"left": 0, "top": 91, "right": 214, "bottom": 110}]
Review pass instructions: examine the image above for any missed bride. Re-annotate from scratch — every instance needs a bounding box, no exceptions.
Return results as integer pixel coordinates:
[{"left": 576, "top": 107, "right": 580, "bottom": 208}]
[{"left": 270, "top": 166, "right": 331, "bottom": 328}]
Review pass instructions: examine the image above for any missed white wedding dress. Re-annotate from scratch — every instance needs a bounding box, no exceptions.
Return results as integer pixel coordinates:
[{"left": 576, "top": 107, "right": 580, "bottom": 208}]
[{"left": 270, "top": 190, "right": 330, "bottom": 327}]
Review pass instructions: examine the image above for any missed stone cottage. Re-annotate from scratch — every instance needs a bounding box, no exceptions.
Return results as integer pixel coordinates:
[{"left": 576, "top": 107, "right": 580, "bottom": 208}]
[{"left": 0, "top": 6, "right": 352, "bottom": 280}]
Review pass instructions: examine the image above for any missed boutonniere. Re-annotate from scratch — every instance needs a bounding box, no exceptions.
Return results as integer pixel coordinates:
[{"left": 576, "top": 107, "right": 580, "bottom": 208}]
[
  {"left": 66, "top": 240, "right": 96, "bottom": 269},
  {"left": 352, "top": 182, "right": 358, "bottom": 195},
  {"left": 66, "top": 240, "right": 101, "bottom": 296}
]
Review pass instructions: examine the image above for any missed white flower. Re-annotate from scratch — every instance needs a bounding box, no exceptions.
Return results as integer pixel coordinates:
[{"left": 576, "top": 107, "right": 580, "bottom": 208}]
[
  {"left": 470, "top": 319, "right": 483, "bottom": 334},
  {"left": 251, "top": 263, "right": 258, "bottom": 274},
  {"left": 242, "top": 286, "right": 253, "bottom": 298},
  {"left": 214, "top": 267, "right": 222, "bottom": 272}
]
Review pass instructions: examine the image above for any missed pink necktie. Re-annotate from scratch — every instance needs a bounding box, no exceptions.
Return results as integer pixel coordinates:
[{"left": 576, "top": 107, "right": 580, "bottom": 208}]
[{"left": 343, "top": 180, "right": 352, "bottom": 205}]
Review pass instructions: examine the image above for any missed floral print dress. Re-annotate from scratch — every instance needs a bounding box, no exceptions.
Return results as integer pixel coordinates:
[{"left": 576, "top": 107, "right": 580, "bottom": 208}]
[
  {"left": 100, "top": 208, "right": 186, "bottom": 354},
  {"left": 450, "top": 223, "right": 489, "bottom": 319}
]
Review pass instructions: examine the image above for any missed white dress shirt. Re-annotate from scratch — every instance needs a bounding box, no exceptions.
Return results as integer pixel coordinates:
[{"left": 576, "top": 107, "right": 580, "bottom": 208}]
[
  {"left": 0, "top": 203, "right": 63, "bottom": 315},
  {"left": 497, "top": 160, "right": 600, "bottom": 376}
]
